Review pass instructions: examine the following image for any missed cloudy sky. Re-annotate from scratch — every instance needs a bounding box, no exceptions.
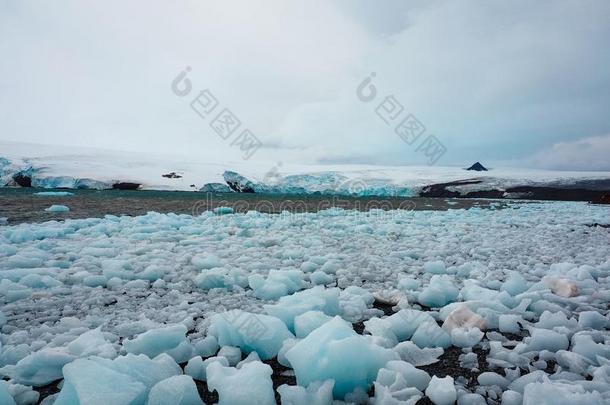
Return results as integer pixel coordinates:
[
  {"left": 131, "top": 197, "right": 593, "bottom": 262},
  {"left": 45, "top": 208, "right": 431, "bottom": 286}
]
[{"left": 1, "top": 0, "right": 609, "bottom": 169}]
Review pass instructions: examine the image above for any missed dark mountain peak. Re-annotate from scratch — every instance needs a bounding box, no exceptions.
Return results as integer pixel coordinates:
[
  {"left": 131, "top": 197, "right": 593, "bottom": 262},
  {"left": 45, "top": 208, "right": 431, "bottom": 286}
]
[{"left": 466, "top": 162, "right": 488, "bottom": 171}]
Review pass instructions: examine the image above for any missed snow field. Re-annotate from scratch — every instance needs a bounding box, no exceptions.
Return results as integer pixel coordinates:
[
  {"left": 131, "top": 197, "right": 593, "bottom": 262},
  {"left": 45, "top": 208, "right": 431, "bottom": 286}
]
[{"left": 0, "top": 201, "right": 608, "bottom": 404}]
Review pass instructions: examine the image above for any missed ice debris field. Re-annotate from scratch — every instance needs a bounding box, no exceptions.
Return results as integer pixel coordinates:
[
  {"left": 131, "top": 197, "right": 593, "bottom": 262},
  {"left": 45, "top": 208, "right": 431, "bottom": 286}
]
[{"left": 0, "top": 201, "right": 609, "bottom": 404}]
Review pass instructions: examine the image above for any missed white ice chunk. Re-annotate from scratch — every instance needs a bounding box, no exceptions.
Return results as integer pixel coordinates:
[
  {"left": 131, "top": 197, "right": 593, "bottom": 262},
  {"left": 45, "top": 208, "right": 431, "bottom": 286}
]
[
  {"left": 277, "top": 380, "right": 334, "bottom": 405},
  {"left": 578, "top": 311, "right": 608, "bottom": 330},
  {"left": 424, "top": 261, "right": 446, "bottom": 274},
  {"left": 523, "top": 381, "right": 604, "bottom": 404},
  {"left": 67, "top": 327, "right": 117, "bottom": 359},
  {"left": 0, "top": 348, "right": 75, "bottom": 386},
  {"left": 393, "top": 341, "right": 444, "bottom": 366},
  {"left": 294, "top": 311, "right": 332, "bottom": 338},
  {"left": 123, "top": 324, "right": 187, "bottom": 358},
  {"left": 451, "top": 327, "right": 484, "bottom": 348},
  {"left": 217, "top": 346, "right": 242, "bottom": 366},
  {"left": 286, "top": 316, "right": 397, "bottom": 399},
  {"left": 191, "top": 253, "right": 222, "bottom": 270},
  {"left": 185, "top": 355, "right": 228, "bottom": 381},
  {"left": 208, "top": 310, "right": 294, "bottom": 360},
  {"left": 522, "top": 328, "right": 569, "bottom": 353},
  {"left": 442, "top": 305, "right": 486, "bottom": 332},
  {"left": 207, "top": 361, "right": 275, "bottom": 405},
  {"left": 44, "top": 204, "right": 70, "bottom": 213},
  {"left": 264, "top": 286, "right": 340, "bottom": 332},
  {"left": 418, "top": 276, "right": 458, "bottom": 308},
  {"left": 0, "top": 382, "right": 16, "bottom": 405},
  {"left": 147, "top": 375, "right": 204, "bottom": 405},
  {"left": 248, "top": 270, "right": 305, "bottom": 300},
  {"left": 425, "top": 375, "right": 456, "bottom": 405},
  {"left": 412, "top": 321, "right": 451, "bottom": 349},
  {"left": 384, "top": 360, "right": 431, "bottom": 391},
  {"left": 501, "top": 272, "right": 529, "bottom": 296}
]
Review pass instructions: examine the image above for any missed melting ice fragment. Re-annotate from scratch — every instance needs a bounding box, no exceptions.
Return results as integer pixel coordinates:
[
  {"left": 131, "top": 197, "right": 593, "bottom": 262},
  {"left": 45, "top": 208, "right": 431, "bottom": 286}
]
[
  {"left": 286, "top": 316, "right": 397, "bottom": 399},
  {"left": 206, "top": 361, "right": 275, "bottom": 405}
]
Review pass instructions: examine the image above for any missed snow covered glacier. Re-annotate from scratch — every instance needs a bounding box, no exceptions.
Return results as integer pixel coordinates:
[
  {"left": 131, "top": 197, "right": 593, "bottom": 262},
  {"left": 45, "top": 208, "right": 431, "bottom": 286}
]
[
  {"left": 2, "top": 141, "right": 610, "bottom": 195},
  {"left": 0, "top": 201, "right": 609, "bottom": 404}
]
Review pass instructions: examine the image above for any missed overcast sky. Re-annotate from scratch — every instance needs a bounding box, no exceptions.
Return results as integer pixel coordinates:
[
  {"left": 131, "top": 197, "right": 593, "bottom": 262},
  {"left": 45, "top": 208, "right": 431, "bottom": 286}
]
[{"left": 1, "top": 0, "right": 609, "bottom": 169}]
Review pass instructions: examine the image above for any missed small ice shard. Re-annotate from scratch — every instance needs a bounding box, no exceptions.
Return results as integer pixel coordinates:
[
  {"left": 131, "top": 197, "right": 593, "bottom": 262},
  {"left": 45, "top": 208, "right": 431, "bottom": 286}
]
[
  {"left": 207, "top": 361, "right": 275, "bottom": 405},
  {"left": 191, "top": 253, "right": 222, "bottom": 270},
  {"left": 425, "top": 375, "right": 456, "bottom": 405},
  {"left": 147, "top": 375, "right": 204, "bottom": 405},
  {"left": 123, "top": 324, "right": 188, "bottom": 358},
  {"left": 286, "top": 316, "right": 397, "bottom": 399},
  {"left": 208, "top": 310, "right": 294, "bottom": 360},
  {"left": 277, "top": 380, "right": 334, "bottom": 405},
  {"left": 44, "top": 204, "right": 70, "bottom": 213}
]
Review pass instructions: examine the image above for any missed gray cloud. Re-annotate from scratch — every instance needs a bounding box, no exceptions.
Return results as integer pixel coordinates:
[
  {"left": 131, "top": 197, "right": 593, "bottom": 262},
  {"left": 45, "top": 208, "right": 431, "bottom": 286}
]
[{"left": 1, "top": 0, "right": 609, "bottom": 169}]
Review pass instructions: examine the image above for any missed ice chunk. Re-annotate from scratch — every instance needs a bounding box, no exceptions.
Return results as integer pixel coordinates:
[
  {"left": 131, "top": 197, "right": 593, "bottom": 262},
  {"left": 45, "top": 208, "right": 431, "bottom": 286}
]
[
  {"left": 277, "top": 380, "right": 334, "bottom": 405},
  {"left": 208, "top": 310, "right": 294, "bottom": 360},
  {"left": 578, "top": 311, "right": 608, "bottom": 330},
  {"left": 213, "top": 206, "right": 234, "bottom": 215},
  {"left": 294, "top": 311, "right": 333, "bottom": 338},
  {"left": 44, "top": 204, "right": 70, "bottom": 213},
  {"left": 236, "top": 351, "right": 261, "bottom": 368},
  {"left": 501, "top": 272, "right": 529, "bottom": 296},
  {"left": 384, "top": 360, "right": 431, "bottom": 391},
  {"left": 458, "top": 393, "right": 486, "bottom": 405},
  {"left": 264, "top": 286, "right": 340, "bottom": 332},
  {"left": 543, "top": 276, "right": 579, "bottom": 297},
  {"left": 0, "top": 348, "right": 75, "bottom": 386},
  {"left": 67, "top": 327, "right": 117, "bottom": 359},
  {"left": 123, "top": 324, "right": 188, "bottom": 358},
  {"left": 501, "top": 390, "right": 523, "bottom": 405},
  {"left": 522, "top": 381, "right": 604, "bottom": 404},
  {"left": 191, "top": 253, "right": 222, "bottom": 270},
  {"left": 412, "top": 321, "right": 451, "bottom": 349},
  {"left": 424, "top": 261, "right": 446, "bottom": 274},
  {"left": 147, "top": 375, "right": 204, "bottom": 405},
  {"left": 442, "top": 305, "right": 486, "bottom": 332},
  {"left": 374, "top": 368, "right": 422, "bottom": 404},
  {"left": 35, "top": 191, "right": 74, "bottom": 196},
  {"left": 286, "top": 316, "right": 397, "bottom": 399},
  {"left": 248, "top": 270, "right": 305, "bottom": 300},
  {"left": 477, "top": 372, "right": 509, "bottom": 389},
  {"left": 451, "top": 327, "right": 484, "bottom": 348},
  {"left": 217, "top": 346, "right": 242, "bottom": 366},
  {"left": 54, "top": 357, "right": 147, "bottom": 405},
  {"left": 393, "top": 341, "right": 444, "bottom": 366},
  {"left": 310, "top": 271, "right": 334, "bottom": 285},
  {"left": 207, "top": 361, "right": 275, "bottom": 405},
  {"left": 0, "top": 382, "right": 16, "bottom": 405},
  {"left": 417, "top": 275, "right": 458, "bottom": 308},
  {"left": 193, "top": 336, "right": 219, "bottom": 357},
  {"left": 365, "top": 309, "right": 435, "bottom": 345},
  {"left": 522, "top": 328, "right": 569, "bottom": 353},
  {"left": 499, "top": 314, "right": 522, "bottom": 334},
  {"left": 185, "top": 355, "right": 228, "bottom": 381},
  {"left": 571, "top": 333, "right": 610, "bottom": 364},
  {"left": 425, "top": 375, "right": 456, "bottom": 405}
]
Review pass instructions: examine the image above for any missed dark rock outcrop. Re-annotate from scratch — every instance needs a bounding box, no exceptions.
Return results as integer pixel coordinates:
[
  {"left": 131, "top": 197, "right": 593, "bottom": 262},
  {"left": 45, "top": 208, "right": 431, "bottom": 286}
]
[
  {"left": 466, "top": 162, "right": 488, "bottom": 171},
  {"left": 112, "top": 182, "right": 141, "bottom": 190},
  {"left": 223, "top": 171, "right": 256, "bottom": 193},
  {"left": 13, "top": 173, "right": 32, "bottom": 187}
]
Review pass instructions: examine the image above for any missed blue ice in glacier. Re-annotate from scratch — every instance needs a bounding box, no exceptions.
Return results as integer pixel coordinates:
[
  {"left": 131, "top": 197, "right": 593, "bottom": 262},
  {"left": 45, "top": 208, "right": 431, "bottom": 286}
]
[
  {"left": 285, "top": 316, "right": 397, "bottom": 399},
  {"left": 208, "top": 310, "right": 294, "bottom": 360},
  {"left": 34, "top": 191, "right": 74, "bottom": 196},
  {"left": 147, "top": 375, "right": 204, "bottom": 405},
  {"left": 123, "top": 324, "right": 188, "bottom": 359},
  {"left": 264, "top": 286, "right": 341, "bottom": 332},
  {"left": 248, "top": 270, "right": 305, "bottom": 300},
  {"left": 44, "top": 204, "right": 70, "bottom": 213},
  {"left": 206, "top": 361, "right": 275, "bottom": 405}
]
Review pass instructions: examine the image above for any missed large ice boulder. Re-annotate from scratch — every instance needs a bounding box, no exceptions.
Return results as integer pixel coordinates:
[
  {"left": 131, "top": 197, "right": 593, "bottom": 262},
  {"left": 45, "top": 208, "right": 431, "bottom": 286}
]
[
  {"left": 286, "top": 316, "right": 397, "bottom": 399},
  {"left": 123, "top": 324, "right": 188, "bottom": 359},
  {"left": 147, "top": 375, "right": 204, "bottom": 405},
  {"left": 417, "top": 275, "right": 458, "bottom": 308},
  {"left": 207, "top": 361, "right": 275, "bottom": 405},
  {"left": 522, "top": 381, "right": 604, "bottom": 404},
  {"left": 264, "top": 286, "right": 341, "bottom": 332},
  {"left": 208, "top": 310, "right": 294, "bottom": 360},
  {"left": 248, "top": 270, "right": 306, "bottom": 300},
  {"left": 0, "top": 348, "right": 75, "bottom": 386}
]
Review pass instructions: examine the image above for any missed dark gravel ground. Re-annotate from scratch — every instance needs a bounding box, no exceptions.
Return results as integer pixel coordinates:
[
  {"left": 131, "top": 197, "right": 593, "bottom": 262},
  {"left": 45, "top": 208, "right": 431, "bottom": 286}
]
[{"left": 0, "top": 188, "right": 507, "bottom": 225}]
